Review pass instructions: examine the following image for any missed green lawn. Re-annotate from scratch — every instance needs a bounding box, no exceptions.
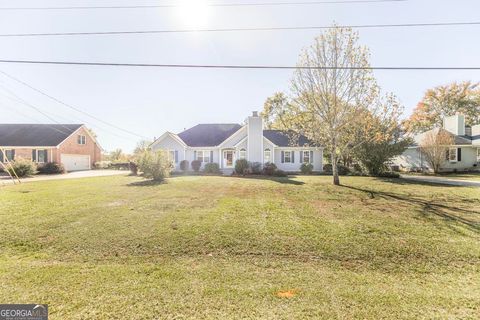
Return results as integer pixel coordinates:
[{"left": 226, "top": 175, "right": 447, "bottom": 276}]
[{"left": 0, "top": 175, "right": 479, "bottom": 319}]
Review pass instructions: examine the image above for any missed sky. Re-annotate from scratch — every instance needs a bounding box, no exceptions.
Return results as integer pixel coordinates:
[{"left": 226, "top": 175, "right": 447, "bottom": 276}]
[{"left": 0, "top": 0, "right": 479, "bottom": 152}]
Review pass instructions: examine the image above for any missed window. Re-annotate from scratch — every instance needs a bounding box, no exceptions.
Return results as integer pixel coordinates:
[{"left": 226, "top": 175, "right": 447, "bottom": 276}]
[
  {"left": 284, "top": 151, "right": 292, "bottom": 163},
  {"left": 2, "top": 149, "right": 14, "bottom": 162},
  {"left": 196, "top": 150, "right": 211, "bottom": 163},
  {"left": 36, "top": 149, "right": 48, "bottom": 163},
  {"left": 77, "top": 135, "right": 86, "bottom": 145},
  {"left": 448, "top": 147, "right": 457, "bottom": 162},
  {"left": 239, "top": 148, "right": 246, "bottom": 159},
  {"left": 264, "top": 149, "right": 271, "bottom": 163},
  {"left": 168, "top": 150, "right": 178, "bottom": 164},
  {"left": 302, "top": 150, "right": 311, "bottom": 163}
]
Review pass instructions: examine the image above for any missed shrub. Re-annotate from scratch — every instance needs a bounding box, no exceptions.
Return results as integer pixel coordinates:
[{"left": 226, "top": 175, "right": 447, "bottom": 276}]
[
  {"left": 273, "top": 169, "right": 287, "bottom": 177},
  {"left": 137, "top": 150, "right": 174, "bottom": 181},
  {"left": 250, "top": 162, "right": 262, "bottom": 175},
  {"left": 94, "top": 161, "right": 111, "bottom": 169},
  {"left": 191, "top": 160, "right": 202, "bottom": 172},
  {"left": 300, "top": 163, "right": 313, "bottom": 175},
  {"left": 204, "top": 163, "right": 221, "bottom": 174},
  {"left": 375, "top": 171, "right": 400, "bottom": 178},
  {"left": 180, "top": 160, "right": 189, "bottom": 172},
  {"left": 263, "top": 162, "right": 277, "bottom": 176},
  {"left": 6, "top": 158, "right": 36, "bottom": 177},
  {"left": 38, "top": 162, "right": 65, "bottom": 174},
  {"left": 235, "top": 159, "right": 250, "bottom": 175}
]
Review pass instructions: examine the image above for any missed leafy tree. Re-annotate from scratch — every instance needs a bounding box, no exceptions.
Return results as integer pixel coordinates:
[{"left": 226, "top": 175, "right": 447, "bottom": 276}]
[
  {"left": 137, "top": 150, "right": 173, "bottom": 181},
  {"left": 106, "top": 148, "right": 126, "bottom": 162},
  {"left": 404, "top": 81, "right": 480, "bottom": 133},
  {"left": 261, "top": 92, "right": 295, "bottom": 129},
  {"left": 133, "top": 140, "right": 152, "bottom": 156},
  {"left": 351, "top": 95, "right": 411, "bottom": 175},
  {"left": 288, "top": 27, "right": 379, "bottom": 185},
  {"left": 419, "top": 129, "right": 455, "bottom": 173}
]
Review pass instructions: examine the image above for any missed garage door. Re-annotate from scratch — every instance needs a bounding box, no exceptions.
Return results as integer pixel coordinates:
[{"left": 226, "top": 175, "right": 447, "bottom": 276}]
[{"left": 60, "top": 154, "right": 90, "bottom": 171}]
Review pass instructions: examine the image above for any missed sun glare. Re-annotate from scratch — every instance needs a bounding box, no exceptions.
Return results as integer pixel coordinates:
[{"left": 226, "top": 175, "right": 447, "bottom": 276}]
[{"left": 175, "top": 0, "right": 210, "bottom": 29}]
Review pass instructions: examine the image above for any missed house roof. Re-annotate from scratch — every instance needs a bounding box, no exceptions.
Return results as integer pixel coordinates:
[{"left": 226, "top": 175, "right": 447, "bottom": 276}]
[
  {"left": 178, "top": 124, "right": 242, "bottom": 147},
  {"left": 0, "top": 124, "right": 83, "bottom": 147},
  {"left": 410, "top": 127, "right": 473, "bottom": 146},
  {"left": 263, "top": 130, "right": 313, "bottom": 147}
]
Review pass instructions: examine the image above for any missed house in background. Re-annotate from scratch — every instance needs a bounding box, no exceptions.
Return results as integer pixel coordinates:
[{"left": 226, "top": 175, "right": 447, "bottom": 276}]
[
  {"left": 0, "top": 124, "right": 101, "bottom": 171},
  {"left": 151, "top": 112, "right": 323, "bottom": 173},
  {"left": 393, "top": 114, "right": 480, "bottom": 172}
]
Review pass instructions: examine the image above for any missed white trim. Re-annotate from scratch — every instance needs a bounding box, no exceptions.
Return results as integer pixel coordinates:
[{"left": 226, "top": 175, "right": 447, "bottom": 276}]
[
  {"left": 263, "top": 136, "right": 277, "bottom": 147},
  {"left": 151, "top": 131, "right": 188, "bottom": 149},
  {"left": 233, "top": 136, "right": 247, "bottom": 148},
  {"left": 217, "top": 125, "right": 247, "bottom": 148}
]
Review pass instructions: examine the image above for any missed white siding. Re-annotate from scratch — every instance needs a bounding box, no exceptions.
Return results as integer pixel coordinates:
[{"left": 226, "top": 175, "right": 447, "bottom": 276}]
[
  {"left": 151, "top": 134, "right": 185, "bottom": 170},
  {"left": 220, "top": 127, "right": 247, "bottom": 148},
  {"left": 274, "top": 149, "right": 323, "bottom": 172},
  {"left": 247, "top": 115, "right": 263, "bottom": 163}
]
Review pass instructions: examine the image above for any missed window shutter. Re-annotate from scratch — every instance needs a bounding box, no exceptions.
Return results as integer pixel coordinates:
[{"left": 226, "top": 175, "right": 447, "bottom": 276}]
[
  {"left": 0, "top": 151, "right": 3, "bottom": 162},
  {"left": 175, "top": 150, "right": 179, "bottom": 163},
  {"left": 292, "top": 151, "right": 295, "bottom": 163},
  {"left": 194, "top": 151, "right": 197, "bottom": 160},
  {"left": 300, "top": 151, "right": 303, "bottom": 163},
  {"left": 445, "top": 149, "right": 449, "bottom": 161},
  {"left": 11, "top": 150, "right": 15, "bottom": 160},
  {"left": 44, "top": 150, "right": 48, "bottom": 162},
  {"left": 310, "top": 151, "right": 314, "bottom": 163},
  {"left": 458, "top": 148, "right": 462, "bottom": 162},
  {"left": 281, "top": 151, "right": 284, "bottom": 163},
  {"left": 210, "top": 151, "right": 213, "bottom": 163},
  {"left": 32, "top": 149, "right": 37, "bottom": 162}
]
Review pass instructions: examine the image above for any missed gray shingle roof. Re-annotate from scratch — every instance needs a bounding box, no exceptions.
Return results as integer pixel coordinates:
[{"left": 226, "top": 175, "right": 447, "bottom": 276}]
[
  {"left": 178, "top": 124, "right": 242, "bottom": 147},
  {"left": 263, "top": 130, "right": 313, "bottom": 147},
  {"left": 0, "top": 124, "right": 82, "bottom": 147}
]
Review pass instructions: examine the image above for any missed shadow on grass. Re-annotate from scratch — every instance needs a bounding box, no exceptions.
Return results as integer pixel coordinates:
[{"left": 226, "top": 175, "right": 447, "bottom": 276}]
[
  {"left": 127, "top": 179, "right": 167, "bottom": 187},
  {"left": 342, "top": 183, "right": 480, "bottom": 232},
  {"left": 227, "top": 174, "right": 305, "bottom": 185}
]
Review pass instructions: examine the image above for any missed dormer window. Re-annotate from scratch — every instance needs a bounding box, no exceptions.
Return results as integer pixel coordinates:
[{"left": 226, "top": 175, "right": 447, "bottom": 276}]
[{"left": 77, "top": 135, "right": 86, "bottom": 145}]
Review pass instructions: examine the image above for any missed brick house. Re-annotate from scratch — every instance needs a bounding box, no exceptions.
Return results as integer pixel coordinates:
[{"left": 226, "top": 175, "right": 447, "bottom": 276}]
[{"left": 0, "top": 124, "right": 101, "bottom": 171}]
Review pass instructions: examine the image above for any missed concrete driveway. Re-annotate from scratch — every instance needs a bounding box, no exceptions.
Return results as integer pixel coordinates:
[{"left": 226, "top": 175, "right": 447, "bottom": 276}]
[
  {"left": 401, "top": 174, "right": 480, "bottom": 187},
  {"left": 0, "top": 170, "right": 128, "bottom": 185}
]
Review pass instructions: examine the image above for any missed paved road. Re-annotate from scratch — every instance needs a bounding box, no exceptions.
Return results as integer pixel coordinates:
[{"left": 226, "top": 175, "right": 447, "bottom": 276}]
[
  {"left": 401, "top": 174, "right": 480, "bottom": 187},
  {"left": 0, "top": 170, "right": 128, "bottom": 185}
]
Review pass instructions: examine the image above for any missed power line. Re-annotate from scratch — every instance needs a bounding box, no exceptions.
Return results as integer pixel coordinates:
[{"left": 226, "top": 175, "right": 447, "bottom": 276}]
[
  {"left": 0, "top": 0, "right": 407, "bottom": 10},
  {"left": 0, "top": 70, "right": 149, "bottom": 140},
  {"left": 0, "top": 59, "right": 479, "bottom": 70},
  {"left": 1, "top": 21, "right": 479, "bottom": 38},
  {"left": 0, "top": 83, "right": 74, "bottom": 135}
]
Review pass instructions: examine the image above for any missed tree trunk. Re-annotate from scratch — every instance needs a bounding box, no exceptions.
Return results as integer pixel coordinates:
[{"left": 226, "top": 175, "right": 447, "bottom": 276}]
[{"left": 331, "top": 152, "right": 340, "bottom": 186}]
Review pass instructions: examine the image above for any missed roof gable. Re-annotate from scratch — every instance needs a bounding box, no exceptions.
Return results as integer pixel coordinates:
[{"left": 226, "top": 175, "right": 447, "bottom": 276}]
[
  {"left": 0, "top": 124, "right": 83, "bottom": 147},
  {"left": 177, "top": 124, "right": 242, "bottom": 147}
]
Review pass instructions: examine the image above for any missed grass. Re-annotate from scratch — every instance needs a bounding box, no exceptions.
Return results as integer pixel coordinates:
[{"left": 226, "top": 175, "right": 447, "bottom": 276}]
[
  {"left": 441, "top": 172, "right": 480, "bottom": 181},
  {"left": 0, "top": 174, "right": 479, "bottom": 319}
]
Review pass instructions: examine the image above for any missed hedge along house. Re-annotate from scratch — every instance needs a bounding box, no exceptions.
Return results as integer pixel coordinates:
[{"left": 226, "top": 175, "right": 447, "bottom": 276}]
[
  {"left": 151, "top": 112, "right": 323, "bottom": 173},
  {"left": 393, "top": 114, "right": 480, "bottom": 172},
  {"left": 0, "top": 124, "right": 101, "bottom": 172}
]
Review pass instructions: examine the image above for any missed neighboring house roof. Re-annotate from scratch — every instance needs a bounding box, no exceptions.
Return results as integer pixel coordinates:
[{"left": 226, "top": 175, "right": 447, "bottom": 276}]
[
  {"left": 178, "top": 123, "right": 242, "bottom": 147},
  {"left": 263, "top": 130, "right": 313, "bottom": 147},
  {"left": 410, "top": 127, "right": 473, "bottom": 147},
  {"left": 0, "top": 124, "right": 83, "bottom": 147}
]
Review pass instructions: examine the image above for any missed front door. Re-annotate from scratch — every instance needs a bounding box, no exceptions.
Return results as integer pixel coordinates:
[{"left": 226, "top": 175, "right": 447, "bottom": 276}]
[{"left": 223, "top": 150, "right": 234, "bottom": 168}]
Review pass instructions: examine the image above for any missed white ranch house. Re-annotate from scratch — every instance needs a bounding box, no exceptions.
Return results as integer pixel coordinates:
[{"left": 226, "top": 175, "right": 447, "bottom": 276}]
[
  {"left": 151, "top": 112, "right": 323, "bottom": 173},
  {"left": 393, "top": 114, "right": 480, "bottom": 172}
]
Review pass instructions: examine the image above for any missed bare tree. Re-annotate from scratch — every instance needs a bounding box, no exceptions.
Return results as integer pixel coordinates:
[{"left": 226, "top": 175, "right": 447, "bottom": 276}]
[
  {"left": 419, "top": 129, "right": 454, "bottom": 173},
  {"left": 290, "top": 27, "right": 379, "bottom": 185}
]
